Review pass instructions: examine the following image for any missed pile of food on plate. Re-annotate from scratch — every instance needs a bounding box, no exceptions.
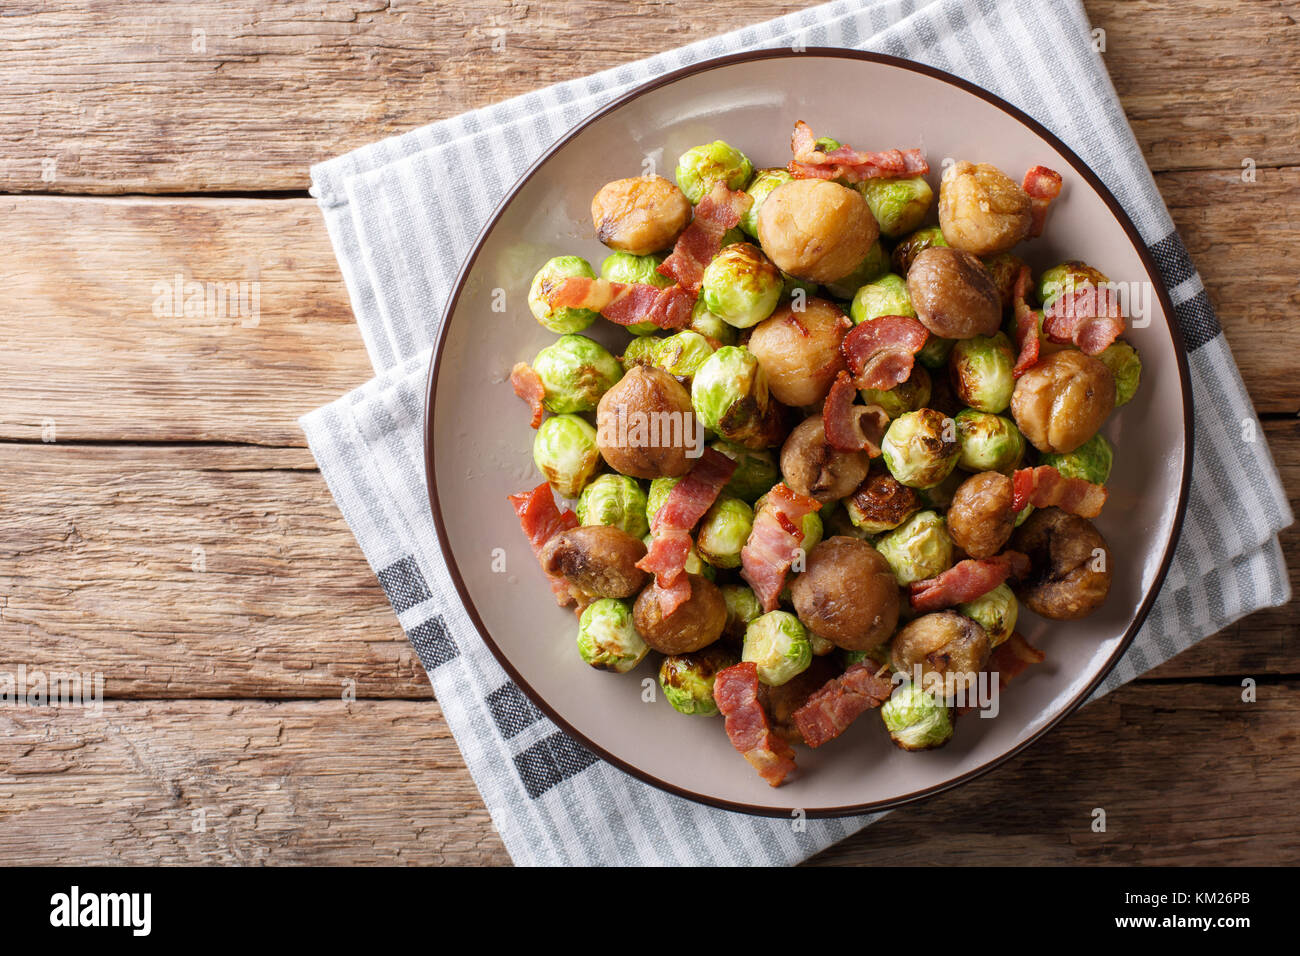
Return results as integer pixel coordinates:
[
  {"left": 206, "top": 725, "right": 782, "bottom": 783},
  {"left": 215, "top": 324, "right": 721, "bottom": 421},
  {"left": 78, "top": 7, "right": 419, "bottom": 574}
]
[{"left": 507, "top": 121, "right": 1141, "bottom": 786}]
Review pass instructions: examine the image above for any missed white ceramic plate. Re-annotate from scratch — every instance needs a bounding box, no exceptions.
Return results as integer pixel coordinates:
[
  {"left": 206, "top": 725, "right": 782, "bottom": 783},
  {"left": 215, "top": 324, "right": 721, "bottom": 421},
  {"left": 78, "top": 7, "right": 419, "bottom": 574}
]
[{"left": 425, "top": 50, "right": 1192, "bottom": 815}]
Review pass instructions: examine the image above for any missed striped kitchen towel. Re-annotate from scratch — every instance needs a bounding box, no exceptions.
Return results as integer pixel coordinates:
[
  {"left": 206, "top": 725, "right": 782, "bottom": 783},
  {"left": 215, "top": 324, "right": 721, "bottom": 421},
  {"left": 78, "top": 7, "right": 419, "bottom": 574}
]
[{"left": 301, "top": 0, "right": 1292, "bottom": 865}]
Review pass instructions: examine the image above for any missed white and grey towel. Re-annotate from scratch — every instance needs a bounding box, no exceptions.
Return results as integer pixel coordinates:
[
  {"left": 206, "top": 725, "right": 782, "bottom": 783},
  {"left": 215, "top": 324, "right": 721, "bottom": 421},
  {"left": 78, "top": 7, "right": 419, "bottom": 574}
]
[{"left": 301, "top": 0, "right": 1293, "bottom": 866}]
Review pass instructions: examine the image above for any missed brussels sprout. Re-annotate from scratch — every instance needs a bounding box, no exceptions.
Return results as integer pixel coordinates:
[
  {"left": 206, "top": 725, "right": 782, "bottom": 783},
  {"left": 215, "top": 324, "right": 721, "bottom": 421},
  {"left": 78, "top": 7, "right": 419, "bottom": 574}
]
[
  {"left": 700, "top": 243, "right": 783, "bottom": 329},
  {"left": 691, "top": 346, "right": 772, "bottom": 443},
  {"left": 828, "top": 495, "right": 882, "bottom": 539},
  {"left": 875, "top": 509, "right": 954, "bottom": 585},
  {"left": 529, "top": 255, "right": 599, "bottom": 333},
  {"left": 881, "top": 409, "right": 961, "bottom": 489},
  {"left": 949, "top": 332, "right": 1015, "bottom": 413},
  {"left": 721, "top": 583, "right": 763, "bottom": 640},
  {"left": 859, "top": 365, "right": 932, "bottom": 420},
  {"left": 742, "top": 610, "right": 813, "bottom": 686},
  {"left": 576, "top": 474, "right": 650, "bottom": 538},
  {"left": 810, "top": 633, "right": 836, "bottom": 657},
  {"left": 891, "top": 225, "right": 948, "bottom": 275},
  {"left": 841, "top": 648, "right": 871, "bottom": 668},
  {"left": 1037, "top": 260, "right": 1110, "bottom": 311},
  {"left": 720, "top": 227, "right": 745, "bottom": 247},
  {"left": 709, "top": 439, "right": 780, "bottom": 503},
  {"left": 1097, "top": 339, "right": 1142, "bottom": 407},
  {"left": 675, "top": 140, "right": 754, "bottom": 204},
  {"left": 859, "top": 176, "right": 934, "bottom": 238},
  {"left": 822, "top": 241, "right": 890, "bottom": 300},
  {"left": 696, "top": 496, "right": 754, "bottom": 569},
  {"left": 799, "top": 508, "right": 824, "bottom": 556},
  {"left": 916, "top": 335, "right": 956, "bottom": 370},
  {"left": 954, "top": 408, "right": 1026, "bottom": 473},
  {"left": 621, "top": 334, "right": 660, "bottom": 369},
  {"left": 881, "top": 681, "right": 954, "bottom": 750},
  {"left": 658, "top": 645, "right": 737, "bottom": 715},
  {"left": 741, "top": 167, "right": 794, "bottom": 238},
  {"left": 685, "top": 545, "right": 715, "bottom": 580},
  {"left": 689, "top": 298, "right": 739, "bottom": 347},
  {"left": 533, "top": 413, "right": 600, "bottom": 498},
  {"left": 850, "top": 273, "right": 915, "bottom": 325},
  {"left": 532, "top": 334, "right": 622, "bottom": 413},
  {"left": 601, "top": 252, "right": 671, "bottom": 285},
  {"left": 577, "top": 598, "right": 648, "bottom": 673},
  {"left": 781, "top": 271, "right": 819, "bottom": 301},
  {"left": 1039, "top": 433, "right": 1113, "bottom": 485},
  {"left": 645, "top": 476, "right": 681, "bottom": 525},
  {"left": 843, "top": 474, "right": 919, "bottom": 535},
  {"left": 652, "top": 330, "right": 714, "bottom": 379},
  {"left": 915, "top": 467, "right": 965, "bottom": 511},
  {"left": 957, "top": 583, "right": 1018, "bottom": 648},
  {"left": 601, "top": 251, "right": 672, "bottom": 335}
]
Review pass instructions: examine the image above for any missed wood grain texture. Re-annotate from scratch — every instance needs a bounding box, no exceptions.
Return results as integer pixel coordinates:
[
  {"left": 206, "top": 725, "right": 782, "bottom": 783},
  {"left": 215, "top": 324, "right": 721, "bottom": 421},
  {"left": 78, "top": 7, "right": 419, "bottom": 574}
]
[
  {"left": 810, "top": 678, "right": 1300, "bottom": 866},
  {"left": 0, "top": 700, "right": 507, "bottom": 865},
  {"left": 0, "top": 443, "right": 430, "bottom": 699},
  {"left": 1, "top": 0, "right": 1295, "bottom": 867},
  {"left": 1087, "top": 0, "right": 1300, "bottom": 174},
  {"left": 2, "top": 168, "right": 1296, "bottom": 451},
  {"left": 0, "top": 196, "right": 372, "bottom": 446},
  {"left": 0, "top": 425, "right": 1292, "bottom": 699},
  {"left": 0, "top": 684, "right": 1294, "bottom": 866},
  {"left": 0, "top": 1, "right": 1295, "bottom": 193},
  {"left": 1162, "top": 165, "right": 1300, "bottom": 416}
]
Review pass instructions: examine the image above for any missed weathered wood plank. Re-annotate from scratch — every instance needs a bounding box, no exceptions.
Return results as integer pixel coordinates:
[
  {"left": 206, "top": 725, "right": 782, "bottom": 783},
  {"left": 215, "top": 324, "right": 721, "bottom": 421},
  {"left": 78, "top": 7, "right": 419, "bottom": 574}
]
[
  {"left": 0, "top": 684, "right": 1294, "bottom": 865},
  {"left": 0, "top": 430, "right": 1291, "bottom": 698},
  {"left": 1087, "top": 0, "right": 1300, "bottom": 175},
  {"left": 2, "top": 169, "right": 1296, "bottom": 452},
  {"left": 0, "top": 443, "right": 431, "bottom": 699},
  {"left": 810, "top": 678, "right": 1300, "bottom": 866},
  {"left": 1161, "top": 165, "right": 1300, "bottom": 419},
  {"left": 1145, "top": 417, "right": 1297, "bottom": 679},
  {"left": 0, "top": 0, "right": 1294, "bottom": 193},
  {"left": 0, "top": 700, "right": 508, "bottom": 865},
  {"left": 0, "top": 196, "right": 373, "bottom": 445}
]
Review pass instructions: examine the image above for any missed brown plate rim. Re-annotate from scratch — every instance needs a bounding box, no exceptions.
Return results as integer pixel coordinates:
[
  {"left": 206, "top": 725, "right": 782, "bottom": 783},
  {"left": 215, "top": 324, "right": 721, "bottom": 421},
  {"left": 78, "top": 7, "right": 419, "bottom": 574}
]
[{"left": 422, "top": 47, "right": 1195, "bottom": 818}]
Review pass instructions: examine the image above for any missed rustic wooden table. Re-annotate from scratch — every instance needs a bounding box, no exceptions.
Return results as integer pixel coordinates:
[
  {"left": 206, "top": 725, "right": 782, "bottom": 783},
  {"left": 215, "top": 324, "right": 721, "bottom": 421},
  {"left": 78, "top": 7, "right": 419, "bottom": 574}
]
[{"left": 1, "top": 0, "right": 1295, "bottom": 866}]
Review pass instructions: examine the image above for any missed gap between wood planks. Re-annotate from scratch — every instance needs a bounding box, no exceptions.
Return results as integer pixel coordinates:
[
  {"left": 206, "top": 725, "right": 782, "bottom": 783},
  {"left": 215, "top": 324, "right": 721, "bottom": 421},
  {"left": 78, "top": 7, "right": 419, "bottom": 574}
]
[{"left": 2, "top": 161, "right": 1297, "bottom": 201}]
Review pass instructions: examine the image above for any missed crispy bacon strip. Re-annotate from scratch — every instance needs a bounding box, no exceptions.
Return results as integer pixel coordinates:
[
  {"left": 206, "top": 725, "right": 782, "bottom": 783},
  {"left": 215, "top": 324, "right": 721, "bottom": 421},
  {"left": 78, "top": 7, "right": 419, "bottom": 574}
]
[
  {"left": 908, "top": 552, "right": 1031, "bottom": 613},
  {"left": 636, "top": 449, "right": 737, "bottom": 615},
  {"left": 1012, "top": 465, "right": 1108, "bottom": 518},
  {"left": 545, "top": 277, "right": 694, "bottom": 330},
  {"left": 1011, "top": 265, "right": 1042, "bottom": 379},
  {"left": 657, "top": 183, "right": 752, "bottom": 293},
  {"left": 636, "top": 528, "right": 693, "bottom": 581},
  {"left": 822, "top": 371, "right": 890, "bottom": 455},
  {"left": 792, "top": 662, "right": 895, "bottom": 749},
  {"left": 989, "top": 632, "right": 1046, "bottom": 686},
  {"left": 508, "top": 483, "right": 580, "bottom": 607},
  {"left": 649, "top": 448, "right": 738, "bottom": 535},
  {"left": 740, "top": 483, "right": 822, "bottom": 612},
  {"left": 841, "top": 314, "right": 930, "bottom": 391},
  {"left": 1042, "top": 282, "right": 1125, "bottom": 355},
  {"left": 714, "top": 662, "right": 798, "bottom": 787},
  {"left": 509, "top": 362, "right": 545, "bottom": 429},
  {"left": 789, "top": 120, "right": 929, "bottom": 182},
  {"left": 649, "top": 573, "right": 694, "bottom": 620},
  {"left": 1022, "top": 165, "right": 1063, "bottom": 239}
]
